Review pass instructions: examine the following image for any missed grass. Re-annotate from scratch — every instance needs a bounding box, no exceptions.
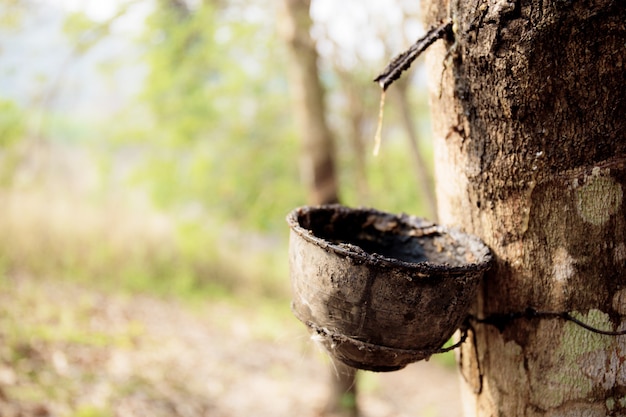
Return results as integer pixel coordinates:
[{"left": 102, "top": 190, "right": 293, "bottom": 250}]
[
  {"left": 0, "top": 183, "right": 462, "bottom": 416},
  {"left": 0, "top": 277, "right": 135, "bottom": 415},
  {"left": 0, "top": 188, "right": 291, "bottom": 304},
  {"left": 0, "top": 185, "right": 298, "bottom": 413},
  {"left": 0, "top": 183, "right": 457, "bottom": 366},
  {"left": 0, "top": 268, "right": 323, "bottom": 417}
]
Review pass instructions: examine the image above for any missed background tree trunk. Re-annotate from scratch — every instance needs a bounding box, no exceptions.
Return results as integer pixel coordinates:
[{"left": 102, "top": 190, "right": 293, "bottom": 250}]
[
  {"left": 279, "top": 1, "right": 358, "bottom": 416},
  {"left": 421, "top": 0, "right": 626, "bottom": 416},
  {"left": 336, "top": 68, "right": 370, "bottom": 205},
  {"left": 391, "top": 76, "right": 438, "bottom": 221},
  {"left": 279, "top": 0, "right": 339, "bottom": 206}
]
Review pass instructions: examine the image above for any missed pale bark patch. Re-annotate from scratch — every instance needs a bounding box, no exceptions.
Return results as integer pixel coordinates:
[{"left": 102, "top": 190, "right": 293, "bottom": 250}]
[
  {"left": 580, "top": 345, "right": 626, "bottom": 390},
  {"left": 551, "top": 247, "right": 575, "bottom": 305},
  {"left": 534, "top": 311, "right": 614, "bottom": 409},
  {"left": 552, "top": 247, "right": 575, "bottom": 283},
  {"left": 544, "top": 403, "right": 608, "bottom": 417},
  {"left": 613, "top": 242, "right": 626, "bottom": 265},
  {"left": 612, "top": 288, "right": 626, "bottom": 315},
  {"left": 574, "top": 173, "right": 623, "bottom": 226}
]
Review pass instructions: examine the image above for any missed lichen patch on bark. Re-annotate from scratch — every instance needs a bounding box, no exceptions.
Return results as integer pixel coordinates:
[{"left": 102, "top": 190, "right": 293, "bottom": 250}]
[
  {"left": 574, "top": 174, "right": 623, "bottom": 226},
  {"left": 533, "top": 310, "right": 620, "bottom": 408}
]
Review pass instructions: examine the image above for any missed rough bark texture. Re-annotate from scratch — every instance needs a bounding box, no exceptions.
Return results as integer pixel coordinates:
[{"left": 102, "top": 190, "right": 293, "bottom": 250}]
[{"left": 421, "top": 0, "right": 626, "bottom": 416}]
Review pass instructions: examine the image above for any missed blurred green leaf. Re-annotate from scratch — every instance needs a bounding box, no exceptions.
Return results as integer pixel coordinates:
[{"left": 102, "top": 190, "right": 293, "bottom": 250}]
[{"left": 0, "top": 99, "right": 25, "bottom": 147}]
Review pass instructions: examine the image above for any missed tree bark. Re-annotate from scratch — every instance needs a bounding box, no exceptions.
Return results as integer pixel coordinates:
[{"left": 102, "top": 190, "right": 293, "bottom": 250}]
[
  {"left": 337, "top": 69, "right": 370, "bottom": 205},
  {"left": 279, "top": 1, "right": 357, "bottom": 416},
  {"left": 279, "top": 0, "right": 339, "bottom": 206},
  {"left": 421, "top": 0, "right": 626, "bottom": 416}
]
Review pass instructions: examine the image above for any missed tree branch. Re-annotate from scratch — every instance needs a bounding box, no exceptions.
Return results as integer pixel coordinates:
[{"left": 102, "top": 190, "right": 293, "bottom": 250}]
[{"left": 373, "top": 19, "right": 452, "bottom": 91}]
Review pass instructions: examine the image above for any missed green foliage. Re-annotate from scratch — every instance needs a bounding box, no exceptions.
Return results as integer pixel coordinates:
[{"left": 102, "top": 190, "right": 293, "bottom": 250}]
[
  {"left": 0, "top": 99, "right": 25, "bottom": 147},
  {"left": 63, "top": 12, "right": 101, "bottom": 39},
  {"left": 0, "top": 0, "right": 435, "bottom": 304},
  {"left": 62, "top": 2, "right": 138, "bottom": 55},
  {"left": 73, "top": 406, "right": 112, "bottom": 417},
  {"left": 0, "top": 99, "right": 26, "bottom": 186},
  {"left": 127, "top": 0, "right": 433, "bottom": 235},
  {"left": 140, "top": 2, "right": 217, "bottom": 144},
  {"left": 0, "top": 0, "right": 27, "bottom": 28},
  {"left": 0, "top": 276, "right": 140, "bottom": 411},
  {"left": 130, "top": 0, "right": 305, "bottom": 232},
  {"left": 0, "top": 188, "right": 290, "bottom": 302}
]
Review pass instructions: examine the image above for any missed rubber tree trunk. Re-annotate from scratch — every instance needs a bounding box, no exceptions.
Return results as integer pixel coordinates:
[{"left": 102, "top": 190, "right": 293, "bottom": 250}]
[
  {"left": 421, "top": 0, "right": 626, "bottom": 416},
  {"left": 279, "top": 1, "right": 357, "bottom": 416}
]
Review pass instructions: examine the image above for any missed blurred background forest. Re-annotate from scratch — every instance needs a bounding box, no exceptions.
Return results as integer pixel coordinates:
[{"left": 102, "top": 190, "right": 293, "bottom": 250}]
[
  {"left": 0, "top": 0, "right": 434, "bottom": 301},
  {"left": 0, "top": 0, "right": 454, "bottom": 416}
]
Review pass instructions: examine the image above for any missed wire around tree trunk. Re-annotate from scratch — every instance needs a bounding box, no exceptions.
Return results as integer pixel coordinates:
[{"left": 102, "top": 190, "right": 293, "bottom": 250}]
[{"left": 466, "top": 307, "right": 626, "bottom": 336}]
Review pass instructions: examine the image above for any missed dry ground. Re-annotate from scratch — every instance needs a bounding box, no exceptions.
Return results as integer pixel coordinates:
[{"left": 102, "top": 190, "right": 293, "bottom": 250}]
[{"left": 0, "top": 273, "right": 462, "bottom": 417}]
